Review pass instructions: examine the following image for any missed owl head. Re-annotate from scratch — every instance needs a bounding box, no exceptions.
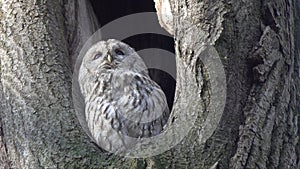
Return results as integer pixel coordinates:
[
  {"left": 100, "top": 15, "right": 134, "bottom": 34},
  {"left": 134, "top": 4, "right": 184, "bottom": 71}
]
[{"left": 78, "top": 39, "right": 148, "bottom": 97}]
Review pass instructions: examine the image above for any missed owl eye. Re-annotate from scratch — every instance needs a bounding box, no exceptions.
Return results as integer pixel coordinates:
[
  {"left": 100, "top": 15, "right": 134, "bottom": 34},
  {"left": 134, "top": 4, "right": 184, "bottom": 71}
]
[
  {"left": 115, "top": 49, "right": 124, "bottom": 55},
  {"left": 93, "top": 52, "right": 102, "bottom": 60}
]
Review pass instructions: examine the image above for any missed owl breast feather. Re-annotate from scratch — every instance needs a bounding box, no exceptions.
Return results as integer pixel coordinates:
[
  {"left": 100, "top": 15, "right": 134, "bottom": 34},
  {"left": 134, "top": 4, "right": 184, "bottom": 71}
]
[{"left": 87, "top": 70, "right": 169, "bottom": 138}]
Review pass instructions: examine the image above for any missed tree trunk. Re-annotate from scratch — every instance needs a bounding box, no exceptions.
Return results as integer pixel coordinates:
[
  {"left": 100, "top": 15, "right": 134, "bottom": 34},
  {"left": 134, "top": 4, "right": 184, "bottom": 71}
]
[{"left": 0, "top": 0, "right": 299, "bottom": 169}]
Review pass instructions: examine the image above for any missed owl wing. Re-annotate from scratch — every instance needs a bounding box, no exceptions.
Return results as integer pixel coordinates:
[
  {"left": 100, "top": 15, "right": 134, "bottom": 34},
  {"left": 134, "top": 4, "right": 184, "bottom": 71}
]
[
  {"left": 112, "top": 71, "right": 170, "bottom": 138},
  {"left": 84, "top": 71, "right": 170, "bottom": 152},
  {"left": 85, "top": 91, "right": 132, "bottom": 152}
]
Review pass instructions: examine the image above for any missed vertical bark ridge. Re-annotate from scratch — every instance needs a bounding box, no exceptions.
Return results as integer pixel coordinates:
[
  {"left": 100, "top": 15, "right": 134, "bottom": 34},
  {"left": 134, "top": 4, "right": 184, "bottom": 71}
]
[
  {"left": 0, "top": 97, "right": 10, "bottom": 168},
  {"left": 0, "top": 0, "right": 109, "bottom": 168},
  {"left": 231, "top": 0, "right": 299, "bottom": 168},
  {"left": 153, "top": 0, "right": 230, "bottom": 168},
  {"left": 295, "top": 1, "right": 300, "bottom": 168}
]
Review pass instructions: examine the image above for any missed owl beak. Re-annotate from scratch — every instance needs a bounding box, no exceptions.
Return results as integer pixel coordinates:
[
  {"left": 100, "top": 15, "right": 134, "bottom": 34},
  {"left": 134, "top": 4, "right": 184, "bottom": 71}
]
[
  {"left": 107, "top": 54, "right": 113, "bottom": 63},
  {"left": 100, "top": 54, "right": 115, "bottom": 69}
]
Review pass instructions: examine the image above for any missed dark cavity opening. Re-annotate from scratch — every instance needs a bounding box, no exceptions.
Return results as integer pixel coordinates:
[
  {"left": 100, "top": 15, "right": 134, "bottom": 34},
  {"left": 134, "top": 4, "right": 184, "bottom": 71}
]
[{"left": 90, "top": 0, "right": 176, "bottom": 110}]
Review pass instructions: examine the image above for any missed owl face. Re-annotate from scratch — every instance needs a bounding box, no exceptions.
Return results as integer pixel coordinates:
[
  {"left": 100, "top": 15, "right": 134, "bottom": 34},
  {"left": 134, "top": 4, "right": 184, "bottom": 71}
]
[
  {"left": 81, "top": 39, "right": 147, "bottom": 75},
  {"left": 79, "top": 39, "right": 148, "bottom": 97}
]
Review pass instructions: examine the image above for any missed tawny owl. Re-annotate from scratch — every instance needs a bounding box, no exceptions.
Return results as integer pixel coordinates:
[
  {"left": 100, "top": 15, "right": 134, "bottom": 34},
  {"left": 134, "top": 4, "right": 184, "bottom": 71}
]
[{"left": 78, "top": 39, "right": 169, "bottom": 152}]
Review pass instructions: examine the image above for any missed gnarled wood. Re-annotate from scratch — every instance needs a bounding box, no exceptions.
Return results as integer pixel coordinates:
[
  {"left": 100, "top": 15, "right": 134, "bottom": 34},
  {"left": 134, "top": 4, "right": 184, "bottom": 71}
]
[{"left": 0, "top": 0, "right": 299, "bottom": 168}]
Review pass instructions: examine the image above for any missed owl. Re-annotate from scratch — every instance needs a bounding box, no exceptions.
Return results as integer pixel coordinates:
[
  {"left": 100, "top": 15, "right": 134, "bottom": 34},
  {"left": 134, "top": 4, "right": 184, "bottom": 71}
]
[{"left": 78, "top": 39, "right": 169, "bottom": 152}]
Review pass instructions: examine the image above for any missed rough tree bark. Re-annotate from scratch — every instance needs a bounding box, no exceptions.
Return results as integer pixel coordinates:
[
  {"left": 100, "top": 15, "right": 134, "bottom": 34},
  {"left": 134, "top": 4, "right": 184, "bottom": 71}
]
[
  {"left": 0, "top": 0, "right": 299, "bottom": 169},
  {"left": 158, "top": 0, "right": 300, "bottom": 168}
]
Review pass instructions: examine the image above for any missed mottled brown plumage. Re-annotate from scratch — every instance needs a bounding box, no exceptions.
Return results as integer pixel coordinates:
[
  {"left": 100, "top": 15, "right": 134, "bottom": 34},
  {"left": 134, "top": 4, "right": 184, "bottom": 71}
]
[{"left": 78, "top": 39, "right": 169, "bottom": 152}]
